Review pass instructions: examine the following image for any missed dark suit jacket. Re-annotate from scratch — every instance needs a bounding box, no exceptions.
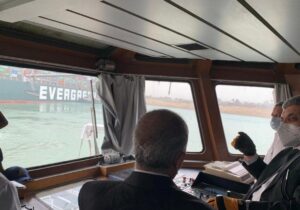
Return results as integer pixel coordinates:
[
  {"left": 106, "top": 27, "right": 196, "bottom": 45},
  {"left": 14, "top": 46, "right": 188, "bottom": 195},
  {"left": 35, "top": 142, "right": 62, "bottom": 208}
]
[
  {"left": 242, "top": 147, "right": 300, "bottom": 210},
  {"left": 78, "top": 171, "right": 212, "bottom": 210}
]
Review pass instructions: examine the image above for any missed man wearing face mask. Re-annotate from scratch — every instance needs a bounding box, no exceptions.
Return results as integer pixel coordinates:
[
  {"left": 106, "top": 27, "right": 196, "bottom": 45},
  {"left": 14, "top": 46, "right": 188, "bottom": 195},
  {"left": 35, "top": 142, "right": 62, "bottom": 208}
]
[
  {"left": 208, "top": 96, "right": 300, "bottom": 210},
  {"left": 264, "top": 101, "right": 284, "bottom": 164}
]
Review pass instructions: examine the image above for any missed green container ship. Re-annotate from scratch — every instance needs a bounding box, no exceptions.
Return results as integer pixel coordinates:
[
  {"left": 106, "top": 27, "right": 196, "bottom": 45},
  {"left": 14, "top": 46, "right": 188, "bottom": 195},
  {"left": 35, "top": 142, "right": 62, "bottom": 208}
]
[{"left": 0, "top": 66, "right": 93, "bottom": 103}]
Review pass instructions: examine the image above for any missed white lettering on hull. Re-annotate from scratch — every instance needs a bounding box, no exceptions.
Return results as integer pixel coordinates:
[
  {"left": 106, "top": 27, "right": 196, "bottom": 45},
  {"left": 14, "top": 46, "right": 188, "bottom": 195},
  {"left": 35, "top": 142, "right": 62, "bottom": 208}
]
[
  {"left": 39, "top": 86, "right": 47, "bottom": 100},
  {"left": 39, "top": 86, "right": 91, "bottom": 101},
  {"left": 71, "top": 89, "right": 76, "bottom": 101},
  {"left": 64, "top": 89, "right": 70, "bottom": 100},
  {"left": 57, "top": 88, "right": 63, "bottom": 100},
  {"left": 49, "top": 87, "right": 56, "bottom": 100}
]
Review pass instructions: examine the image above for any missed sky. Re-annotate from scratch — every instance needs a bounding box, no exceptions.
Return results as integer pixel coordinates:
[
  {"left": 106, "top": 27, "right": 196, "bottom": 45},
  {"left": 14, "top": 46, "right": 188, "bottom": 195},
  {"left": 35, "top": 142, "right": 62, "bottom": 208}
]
[
  {"left": 145, "top": 81, "right": 193, "bottom": 100},
  {"left": 215, "top": 85, "right": 274, "bottom": 104},
  {"left": 145, "top": 81, "right": 274, "bottom": 104}
]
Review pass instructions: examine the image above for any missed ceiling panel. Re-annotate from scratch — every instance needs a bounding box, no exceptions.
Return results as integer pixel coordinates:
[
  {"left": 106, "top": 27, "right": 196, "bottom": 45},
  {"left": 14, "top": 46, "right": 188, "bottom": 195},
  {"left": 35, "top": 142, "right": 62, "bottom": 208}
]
[
  {"left": 0, "top": 0, "right": 33, "bottom": 12},
  {"left": 191, "top": 50, "right": 236, "bottom": 61},
  {"left": 0, "top": 0, "right": 75, "bottom": 22},
  {"left": 171, "top": 0, "right": 300, "bottom": 62},
  {"left": 71, "top": 1, "right": 189, "bottom": 45},
  {"left": 1, "top": 0, "right": 298, "bottom": 62},
  {"left": 0, "top": 20, "right": 109, "bottom": 49},
  {"left": 30, "top": 17, "right": 167, "bottom": 58},
  {"left": 246, "top": 0, "right": 300, "bottom": 53},
  {"left": 106, "top": 0, "right": 271, "bottom": 62},
  {"left": 32, "top": 11, "right": 203, "bottom": 59},
  {"left": 63, "top": 2, "right": 235, "bottom": 60}
]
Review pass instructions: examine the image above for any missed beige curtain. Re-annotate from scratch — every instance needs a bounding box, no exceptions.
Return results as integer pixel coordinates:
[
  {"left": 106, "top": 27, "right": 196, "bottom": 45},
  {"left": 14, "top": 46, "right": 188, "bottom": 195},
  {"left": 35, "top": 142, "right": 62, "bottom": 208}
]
[
  {"left": 96, "top": 74, "right": 146, "bottom": 155},
  {"left": 274, "top": 83, "right": 292, "bottom": 104}
]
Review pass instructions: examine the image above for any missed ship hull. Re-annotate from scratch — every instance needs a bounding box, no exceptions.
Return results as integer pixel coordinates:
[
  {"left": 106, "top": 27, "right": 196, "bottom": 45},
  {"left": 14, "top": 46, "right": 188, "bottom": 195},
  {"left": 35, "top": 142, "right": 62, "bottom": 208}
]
[{"left": 0, "top": 78, "right": 91, "bottom": 103}]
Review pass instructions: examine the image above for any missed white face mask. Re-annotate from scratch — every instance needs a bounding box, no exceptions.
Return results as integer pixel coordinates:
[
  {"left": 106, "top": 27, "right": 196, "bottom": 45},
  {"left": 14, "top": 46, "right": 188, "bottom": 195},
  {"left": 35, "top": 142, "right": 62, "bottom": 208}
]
[
  {"left": 277, "top": 123, "right": 300, "bottom": 147},
  {"left": 270, "top": 116, "right": 281, "bottom": 131}
]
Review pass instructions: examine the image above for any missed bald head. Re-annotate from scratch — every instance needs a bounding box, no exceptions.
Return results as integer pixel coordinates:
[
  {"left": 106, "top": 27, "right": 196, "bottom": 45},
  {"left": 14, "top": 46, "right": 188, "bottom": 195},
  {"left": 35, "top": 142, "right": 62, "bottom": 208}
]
[{"left": 134, "top": 109, "right": 188, "bottom": 174}]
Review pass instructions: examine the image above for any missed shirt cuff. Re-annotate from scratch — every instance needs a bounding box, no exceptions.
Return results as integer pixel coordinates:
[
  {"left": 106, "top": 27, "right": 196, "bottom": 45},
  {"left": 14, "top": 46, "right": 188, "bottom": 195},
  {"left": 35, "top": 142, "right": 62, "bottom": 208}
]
[{"left": 242, "top": 154, "right": 259, "bottom": 165}]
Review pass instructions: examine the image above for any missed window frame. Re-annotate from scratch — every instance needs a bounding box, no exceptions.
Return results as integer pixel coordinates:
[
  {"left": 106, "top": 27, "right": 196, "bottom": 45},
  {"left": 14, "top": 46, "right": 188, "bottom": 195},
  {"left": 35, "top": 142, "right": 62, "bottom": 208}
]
[
  {"left": 0, "top": 70, "right": 210, "bottom": 172},
  {"left": 213, "top": 81, "right": 275, "bottom": 159},
  {"left": 0, "top": 65, "right": 104, "bottom": 168},
  {"left": 145, "top": 77, "right": 211, "bottom": 162},
  {"left": 27, "top": 77, "right": 211, "bottom": 174}
]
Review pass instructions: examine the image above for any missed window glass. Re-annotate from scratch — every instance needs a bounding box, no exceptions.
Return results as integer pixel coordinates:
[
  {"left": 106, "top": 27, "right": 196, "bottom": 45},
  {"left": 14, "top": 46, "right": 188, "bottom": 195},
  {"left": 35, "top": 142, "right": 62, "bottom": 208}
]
[
  {"left": 215, "top": 85, "right": 275, "bottom": 155},
  {"left": 0, "top": 65, "right": 103, "bottom": 168},
  {"left": 145, "top": 80, "right": 203, "bottom": 152}
]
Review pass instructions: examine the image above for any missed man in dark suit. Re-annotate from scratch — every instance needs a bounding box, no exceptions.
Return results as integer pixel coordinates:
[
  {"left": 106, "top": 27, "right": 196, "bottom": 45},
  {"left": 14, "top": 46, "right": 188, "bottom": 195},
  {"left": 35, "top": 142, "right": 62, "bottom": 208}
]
[
  {"left": 78, "top": 109, "right": 212, "bottom": 210},
  {"left": 208, "top": 96, "right": 300, "bottom": 210}
]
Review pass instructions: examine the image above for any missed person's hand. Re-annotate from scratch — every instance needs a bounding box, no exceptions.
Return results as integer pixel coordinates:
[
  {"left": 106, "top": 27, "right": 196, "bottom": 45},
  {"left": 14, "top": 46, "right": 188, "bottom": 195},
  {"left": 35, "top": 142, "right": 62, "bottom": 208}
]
[
  {"left": 207, "top": 196, "right": 241, "bottom": 210},
  {"left": 231, "top": 132, "right": 256, "bottom": 156}
]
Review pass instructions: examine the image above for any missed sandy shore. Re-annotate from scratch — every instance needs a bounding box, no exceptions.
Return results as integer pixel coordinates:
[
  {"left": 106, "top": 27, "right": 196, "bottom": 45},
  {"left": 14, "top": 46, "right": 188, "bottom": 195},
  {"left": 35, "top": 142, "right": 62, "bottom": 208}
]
[
  {"left": 146, "top": 98, "right": 271, "bottom": 118},
  {"left": 219, "top": 105, "right": 271, "bottom": 118}
]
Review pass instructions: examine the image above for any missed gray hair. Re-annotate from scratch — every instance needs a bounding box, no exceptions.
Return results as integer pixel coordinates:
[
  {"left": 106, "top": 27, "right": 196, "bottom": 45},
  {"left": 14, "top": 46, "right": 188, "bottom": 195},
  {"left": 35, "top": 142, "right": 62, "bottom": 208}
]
[
  {"left": 283, "top": 95, "right": 300, "bottom": 109},
  {"left": 134, "top": 109, "right": 188, "bottom": 171}
]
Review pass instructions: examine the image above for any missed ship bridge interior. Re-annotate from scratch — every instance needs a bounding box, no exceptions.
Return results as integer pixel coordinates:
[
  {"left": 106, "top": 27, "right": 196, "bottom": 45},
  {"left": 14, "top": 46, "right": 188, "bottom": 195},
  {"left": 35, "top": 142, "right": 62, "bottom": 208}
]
[{"left": 0, "top": 1, "right": 300, "bottom": 209}]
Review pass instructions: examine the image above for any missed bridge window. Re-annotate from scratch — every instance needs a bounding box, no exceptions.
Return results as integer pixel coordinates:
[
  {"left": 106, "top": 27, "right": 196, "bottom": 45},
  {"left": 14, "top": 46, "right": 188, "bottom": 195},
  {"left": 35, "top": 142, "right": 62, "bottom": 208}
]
[
  {"left": 0, "top": 65, "right": 103, "bottom": 167},
  {"left": 215, "top": 84, "right": 275, "bottom": 155},
  {"left": 145, "top": 80, "right": 203, "bottom": 152}
]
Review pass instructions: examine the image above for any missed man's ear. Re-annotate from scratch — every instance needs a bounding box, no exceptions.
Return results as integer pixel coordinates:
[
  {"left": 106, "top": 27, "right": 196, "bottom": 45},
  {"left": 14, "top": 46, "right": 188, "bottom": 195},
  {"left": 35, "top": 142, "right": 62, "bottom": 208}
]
[
  {"left": 175, "top": 152, "right": 185, "bottom": 170},
  {"left": 169, "top": 152, "right": 186, "bottom": 178}
]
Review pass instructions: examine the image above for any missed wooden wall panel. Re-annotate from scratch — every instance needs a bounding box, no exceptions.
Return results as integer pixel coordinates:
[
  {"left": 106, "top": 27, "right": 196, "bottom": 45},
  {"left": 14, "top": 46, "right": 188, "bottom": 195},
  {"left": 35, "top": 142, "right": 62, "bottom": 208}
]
[
  {"left": 285, "top": 74, "right": 300, "bottom": 96},
  {"left": 0, "top": 34, "right": 100, "bottom": 75},
  {"left": 192, "top": 60, "right": 235, "bottom": 161}
]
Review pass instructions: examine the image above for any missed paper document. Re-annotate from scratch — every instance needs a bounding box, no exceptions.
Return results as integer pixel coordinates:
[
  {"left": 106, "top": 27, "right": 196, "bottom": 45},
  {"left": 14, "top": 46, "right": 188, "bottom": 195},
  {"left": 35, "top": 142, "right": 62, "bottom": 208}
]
[{"left": 203, "top": 161, "right": 254, "bottom": 184}]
